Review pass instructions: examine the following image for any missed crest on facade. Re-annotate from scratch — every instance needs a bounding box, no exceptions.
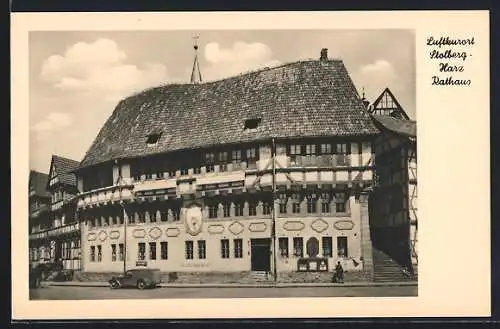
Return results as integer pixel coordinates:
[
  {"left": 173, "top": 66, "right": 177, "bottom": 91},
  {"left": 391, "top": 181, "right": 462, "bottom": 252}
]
[{"left": 185, "top": 205, "right": 203, "bottom": 236}]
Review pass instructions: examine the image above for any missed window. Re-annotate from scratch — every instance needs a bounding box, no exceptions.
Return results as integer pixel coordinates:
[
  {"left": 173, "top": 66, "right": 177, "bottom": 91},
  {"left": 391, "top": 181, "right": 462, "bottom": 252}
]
[
  {"left": 336, "top": 143, "right": 349, "bottom": 166},
  {"left": 293, "top": 237, "right": 303, "bottom": 257},
  {"left": 232, "top": 150, "right": 242, "bottom": 163},
  {"left": 223, "top": 201, "right": 231, "bottom": 218},
  {"left": 246, "top": 148, "right": 257, "bottom": 168},
  {"left": 146, "top": 133, "right": 161, "bottom": 145},
  {"left": 292, "top": 193, "right": 301, "bottom": 214},
  {"left": 307, "top": 193, "right": 317, "bottom": 213},
  {"left": 97, "top": 245, "right": 102, "bottom": 262},
  {"left": 111, "top": 244, "right": 117, "bottom": 262},
  {"left": 208, "top": 204, "right": 218, "bottom": 219},
  {"left": 221, "top": 239, "right": 230, "bottom": 259},
  {"left": 219, "top": 152, "right": 229, "bottom": 172},
  {"left": 160, "top": 211, "right": 168, "bottom": 222},
  {"left": 234, "top": 201, "right": 243, "bottom": 216},
  {"left": 335, "top": 192, "right": 347, "bottom": 213},
  {"left": 337, "top": 236, "right": 348, "bottom": 258},
  {"left": 119, "top": 243, "right": 124, "bottom": 261},
  {"left": 138, "top": 243, "right": 146, "bottom": 261},
  {"left": 150, "top": 211, "right": 157, "bottom": 223},
  {"left": 262, "top": 201, "right": 271, "bottom": 215},
  {"left": 137, "top": 211, "right": 145, "bottom": 223},
  {"left": 160, "top": 242, "right": 168, "bottom": 260},
  {"left": 279, "top": 237, "right": 289, "bottom": 257},
  {"left": 180, "top": 166, "right": 189, "bottom": 176},
  {"left": 305, "top": 144, "right": 316, "bottom": 155},
  {"left": 149, "top": 242, "right": 157, "bottom": 260},
  {"left": 322, "top": 237, "right": 333, "bottom": 257},
  {"left": 279, "top": 193, "right": 288, "bottom": 214},
  {"left": 90, "top": 246, "right": 95, "bottom": 262},
  {"left": 205, "top": 153, "right": 215, "bottom": 172},
  {"left": 290, "top": 144, "right": 301, "bottom": 164},
  {"left": 171, "top": 206, "right": 180, "bottom": 221},
  {"left": 234, "top": 239, "right": 243, "bottom": 258},
  {"left": 198, "top": 240, "right": 206, "bottom": 259},
  {"left": 244, "top": 118, "right": 261, "bottom": 130},
  {"left": 185, "top": 241, "right": 194, "bottom": 260},
  {"left": 320, "top": 143, "right": 332, "bottom": 154},
  {"left": 321, "top": 192, "right": 331, "bottom": 213},
  {"left": 249, "top": 201, "right": 257, "bottom": 216}
]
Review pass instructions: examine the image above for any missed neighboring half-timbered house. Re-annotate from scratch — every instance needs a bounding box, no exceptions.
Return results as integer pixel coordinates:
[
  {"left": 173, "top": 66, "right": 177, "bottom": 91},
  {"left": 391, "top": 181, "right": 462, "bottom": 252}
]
[
  {"left": 28, "top": 170, "right": 51, "bottom": 268},
  {"left": 369, "top": 89, "right": 418, "bottom": 275}
]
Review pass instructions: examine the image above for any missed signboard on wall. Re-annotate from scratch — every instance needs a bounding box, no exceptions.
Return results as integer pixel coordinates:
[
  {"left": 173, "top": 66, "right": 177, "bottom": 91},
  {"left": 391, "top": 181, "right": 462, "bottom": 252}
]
[
  {"left": 136, "top": 260, "right": 148, "bottom": 267},
  {"left": 297, "top": 258, "right": 329, "bottom": 272}
]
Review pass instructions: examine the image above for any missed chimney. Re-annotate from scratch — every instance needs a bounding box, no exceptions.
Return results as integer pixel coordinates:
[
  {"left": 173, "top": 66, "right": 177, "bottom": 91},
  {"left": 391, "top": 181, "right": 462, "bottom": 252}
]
[
  {"left": 362, "top": 99, "right": 370, "bottom": 109},
  {"left": 320, "top": 48, "right": 328, "bottom": 61}
]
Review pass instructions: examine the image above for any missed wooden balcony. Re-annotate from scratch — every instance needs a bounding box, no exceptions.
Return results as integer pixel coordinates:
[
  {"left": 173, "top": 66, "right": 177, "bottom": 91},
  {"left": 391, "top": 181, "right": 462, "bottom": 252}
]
[
  {"left": 29, "top": 222, "right": 80, "bottom": 240},
  {"left": 76, "top": 185, "right": 134, "bottom": 209}
]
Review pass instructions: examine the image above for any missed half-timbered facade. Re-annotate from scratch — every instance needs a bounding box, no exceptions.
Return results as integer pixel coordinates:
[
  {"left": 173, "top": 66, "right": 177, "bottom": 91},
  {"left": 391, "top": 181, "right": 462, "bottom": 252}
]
[
  {"left": 73, "top": 49, "right": 380, "bottom": 279},
  {"left": 29, "top": 155, "right": 82, "bottom": 271},
  {"left": 28, "top": 170, "right": 51, "bottom": 268},
  {"left": 369, "top": 89, "right": 418, "bottom": 272}
]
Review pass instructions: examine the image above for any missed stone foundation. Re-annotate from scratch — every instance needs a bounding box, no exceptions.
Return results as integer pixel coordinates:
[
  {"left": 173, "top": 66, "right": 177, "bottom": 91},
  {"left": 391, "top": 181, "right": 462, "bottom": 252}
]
[
  {"left": 278, "top": 270, "right": 369, "bottom": 283},
  {"left": 72, "top": 270, "right": 371, "bottom": 284}
]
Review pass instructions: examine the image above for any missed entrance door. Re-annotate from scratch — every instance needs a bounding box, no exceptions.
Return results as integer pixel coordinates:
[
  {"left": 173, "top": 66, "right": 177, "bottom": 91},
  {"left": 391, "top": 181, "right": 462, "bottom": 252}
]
[{"left": 251, "top": 238, "right": 271, "bottom": 271}]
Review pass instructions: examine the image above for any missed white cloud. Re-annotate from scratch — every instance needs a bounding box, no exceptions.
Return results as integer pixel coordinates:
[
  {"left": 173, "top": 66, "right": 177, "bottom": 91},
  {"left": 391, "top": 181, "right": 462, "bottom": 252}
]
[
  {"left": 351, "top": 59, "right": 399, "bottom": 102},
  {"left": 202, "top": 41, "right": 281, "bottom": 81},
  {"left": 31, "top": 112, "right": 74, "bottom": 133},
  {"left": 40, "top": 38, "right": 168, "bottom": 99}
]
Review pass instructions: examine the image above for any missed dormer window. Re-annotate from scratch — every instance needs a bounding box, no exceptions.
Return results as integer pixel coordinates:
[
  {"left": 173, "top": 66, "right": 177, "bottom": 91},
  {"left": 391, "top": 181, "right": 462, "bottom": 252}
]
[
  {"left": 146, "top": 133, "right": 162, "bottom": 146},
  {"left": 243, "top": 118, "right": 262, "bottom": 131}
]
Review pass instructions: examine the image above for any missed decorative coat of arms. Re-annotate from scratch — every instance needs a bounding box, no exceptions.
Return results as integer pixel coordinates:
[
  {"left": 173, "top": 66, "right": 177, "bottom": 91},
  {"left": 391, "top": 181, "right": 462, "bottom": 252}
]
[{"left": 185, "top": 205, "right": 203, "bottom": 236}]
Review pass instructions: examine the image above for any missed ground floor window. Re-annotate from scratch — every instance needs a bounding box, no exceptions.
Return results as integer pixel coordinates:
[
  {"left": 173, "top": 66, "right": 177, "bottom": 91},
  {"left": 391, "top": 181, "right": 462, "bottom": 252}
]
[
  {"left": 138, "top": 242, "right": 146, "bottom": 260},
  {"left": 160, "top": 242, "right": 168, "bottom": 260},
  {"left": 111, "top": 244, "right": 117, "bottom": 262},
  {"left": 279, "top": 237, "right": 289, "bottom": 257},
  {"left": 119, "top": 243, "right": 124, "bottom": 261},
  {"left": 337, "top": 236, "right": 348, "bottom": 258},
  {"left": 322, "top": 237, "right": 333, "bottom": 257},
  {"left": 234, "top": 239, "right": 243, "bottom": 258},
  {"left": 97, "top": 245, "right": 102, "bottom": 262},
  {"left": 185, "top": 241, "right": 194, "bottom": 260},
  {"left": 221, "top": 239, "right": 230, "bottom": 259},
  {"left": 293, "top": 237, "right": 303, "bottom": 257},
  {"left": 149, "top": 242, "right": 157, "bottom": 260},
  {"left": 90, "top": 246, "right": 95, "bottom": 262},
  {"left": 198, "top": 240, "right": 206, "bottom": 259}
]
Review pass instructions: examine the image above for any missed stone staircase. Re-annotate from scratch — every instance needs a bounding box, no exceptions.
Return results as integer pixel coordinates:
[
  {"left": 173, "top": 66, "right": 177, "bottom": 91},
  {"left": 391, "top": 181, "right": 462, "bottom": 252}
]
[
  {"left": 241, "top": 271, "right": 275, "bottom": 284},
  {"left": 373, "top": 248, "right": 417, "bottom": 282}
]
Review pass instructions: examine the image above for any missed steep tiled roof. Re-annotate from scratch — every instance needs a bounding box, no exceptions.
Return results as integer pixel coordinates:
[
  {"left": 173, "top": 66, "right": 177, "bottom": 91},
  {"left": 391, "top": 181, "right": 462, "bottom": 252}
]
[
  {"left": 78, "top": 59, "right": 379, "bottom": 170},
  {"left": 29, "top": 170, "right": 50, "bottom": 198},
  {"left": 371, "top": 115, "right": 416, "bottom": 138},
  {"left": 51, "top": 155, "right": 79, "bottom": 187}
]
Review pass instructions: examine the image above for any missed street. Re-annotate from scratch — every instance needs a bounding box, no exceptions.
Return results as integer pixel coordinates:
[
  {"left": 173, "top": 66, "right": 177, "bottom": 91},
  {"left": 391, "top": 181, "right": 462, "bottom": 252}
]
[{"left": 30, "top": 285, "right": 417, "bottom": 300}]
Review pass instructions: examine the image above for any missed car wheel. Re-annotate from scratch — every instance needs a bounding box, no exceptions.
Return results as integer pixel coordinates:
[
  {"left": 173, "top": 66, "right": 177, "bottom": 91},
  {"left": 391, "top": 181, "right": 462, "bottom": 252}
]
[
  {"left": 137, "top": 279, "right": 146, "bottom": 290},
  {"left": 109, "top": 281, "right": 119, "bottom": 289}
]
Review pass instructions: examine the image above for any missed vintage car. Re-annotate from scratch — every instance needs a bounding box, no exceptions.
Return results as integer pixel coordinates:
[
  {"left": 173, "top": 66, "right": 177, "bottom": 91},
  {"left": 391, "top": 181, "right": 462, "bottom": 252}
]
[{"left": 108, "top": 268, "right": 162, "bottom": 289}]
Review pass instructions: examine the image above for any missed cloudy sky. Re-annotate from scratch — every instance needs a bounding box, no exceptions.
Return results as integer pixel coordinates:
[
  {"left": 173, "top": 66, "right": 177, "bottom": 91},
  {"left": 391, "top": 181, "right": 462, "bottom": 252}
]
[{"left": 29, "top": 29, "right": 415, "bottom": 173}]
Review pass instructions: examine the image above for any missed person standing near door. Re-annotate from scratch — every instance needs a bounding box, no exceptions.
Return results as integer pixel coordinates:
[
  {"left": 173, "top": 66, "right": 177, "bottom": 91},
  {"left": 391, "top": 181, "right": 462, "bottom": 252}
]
[{"left": 334, "top": 261, "right": 344, "bottom": 283}]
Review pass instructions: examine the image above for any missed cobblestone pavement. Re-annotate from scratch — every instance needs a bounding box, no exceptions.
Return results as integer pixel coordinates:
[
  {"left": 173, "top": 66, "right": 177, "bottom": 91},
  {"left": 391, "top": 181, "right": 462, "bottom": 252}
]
[{"left": 30, "top": 284, "right": 417, "bottom": 300}]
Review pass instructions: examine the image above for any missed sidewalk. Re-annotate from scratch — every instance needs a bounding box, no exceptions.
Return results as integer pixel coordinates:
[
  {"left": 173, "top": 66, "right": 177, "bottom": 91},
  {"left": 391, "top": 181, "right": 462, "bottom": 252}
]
[{"left": 45, "top": 281, "right": 417, "bottom": 288}]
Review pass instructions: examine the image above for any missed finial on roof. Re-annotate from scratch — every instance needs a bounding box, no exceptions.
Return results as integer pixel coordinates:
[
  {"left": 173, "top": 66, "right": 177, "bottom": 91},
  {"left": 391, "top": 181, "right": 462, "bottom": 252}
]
[
  {"left": 320, "top": 48, "right": 328, "bottom": 61},
  {"left": 361, "top": 86, "right": 370, "bottom": 109},
  {"left": 190, "top": 34, "right": 203, "bottom": 84}
]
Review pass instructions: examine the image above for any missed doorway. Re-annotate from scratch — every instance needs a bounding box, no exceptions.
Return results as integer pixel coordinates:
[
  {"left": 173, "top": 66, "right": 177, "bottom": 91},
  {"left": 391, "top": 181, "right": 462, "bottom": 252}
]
[{"left": 250, "top": 238, "right": 271, "bottom": 271}]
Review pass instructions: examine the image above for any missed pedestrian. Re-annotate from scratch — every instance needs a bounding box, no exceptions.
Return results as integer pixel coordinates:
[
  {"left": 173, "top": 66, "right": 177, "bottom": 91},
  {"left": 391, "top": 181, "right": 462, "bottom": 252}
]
[{"left": 334, "top": 261, "right": 344, "bottom": 283}]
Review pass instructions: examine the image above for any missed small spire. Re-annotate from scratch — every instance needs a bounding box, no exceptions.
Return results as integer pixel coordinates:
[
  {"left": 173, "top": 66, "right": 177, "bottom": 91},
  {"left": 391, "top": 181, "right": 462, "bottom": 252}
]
[{"left": 190, "top": 35, "right": 203, "bottom": 84}]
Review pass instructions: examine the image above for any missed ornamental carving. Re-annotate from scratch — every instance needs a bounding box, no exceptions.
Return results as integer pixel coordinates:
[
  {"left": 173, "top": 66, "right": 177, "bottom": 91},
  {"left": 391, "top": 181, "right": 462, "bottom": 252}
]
[
  {"left": 132, "top": 229, "right": 146, "bottom": 238},
  {"left": 283, "top": 221, "right": 305, "bottom": 232},
  {"left": 333, "top": 220, "right": 355, "bottom": 231},
  {"left": 166, "top": 227, "right": 180, "bottom": 237},
  {"left": 208, "top": 224, "right": 225, "bottom": 235},
  {"left": 185, "top": 205, "right": 203, "bottom": 236},
  {"left": 248, "top": 222, "right": 267, "bottom": 233},
  {"left": 228, "top": 221, "right": 245, "bottom": 235},
  {"left": 311, "top": 218, "right": 329, "bottom": 233},
  {"left": 149, "top": 227, "right": 163, "bottom": 240}
]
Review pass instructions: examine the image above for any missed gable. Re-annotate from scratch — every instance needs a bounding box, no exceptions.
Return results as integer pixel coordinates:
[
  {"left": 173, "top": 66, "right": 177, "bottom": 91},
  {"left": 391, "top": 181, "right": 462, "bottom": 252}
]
[{"left": 369, "top": 88, "right": 410, "bottom": 120}]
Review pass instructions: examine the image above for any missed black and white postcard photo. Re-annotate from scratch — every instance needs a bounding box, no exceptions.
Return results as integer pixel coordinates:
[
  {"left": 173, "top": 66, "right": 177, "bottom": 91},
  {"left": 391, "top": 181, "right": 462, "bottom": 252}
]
[{"left": 11, "top": 11, "right": 490, "bottom": 320}]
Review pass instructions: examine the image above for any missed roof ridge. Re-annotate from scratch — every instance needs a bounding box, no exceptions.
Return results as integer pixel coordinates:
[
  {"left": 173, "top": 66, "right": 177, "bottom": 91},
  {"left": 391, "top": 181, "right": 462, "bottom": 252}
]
[{"left": 124, "top": 59, "right": 344, "bottom": 101}]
